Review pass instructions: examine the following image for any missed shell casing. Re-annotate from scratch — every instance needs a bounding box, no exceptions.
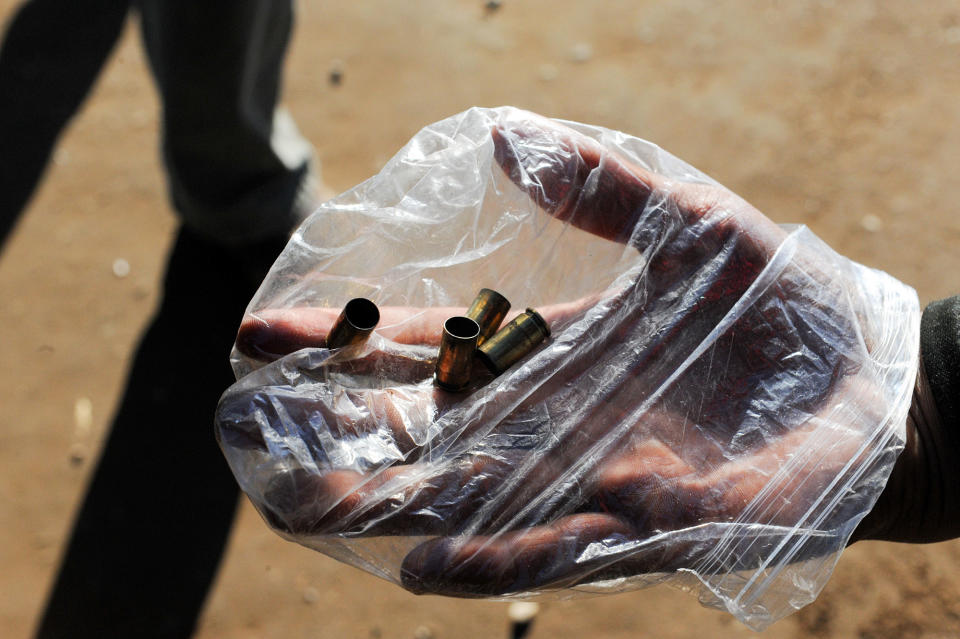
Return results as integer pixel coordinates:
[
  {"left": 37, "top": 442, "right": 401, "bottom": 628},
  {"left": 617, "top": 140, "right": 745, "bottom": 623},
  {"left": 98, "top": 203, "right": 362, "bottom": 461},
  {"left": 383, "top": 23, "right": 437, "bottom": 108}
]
[
  {"left": 465, "top": 288, "right": 511, "bottom": 346},
  {"left": 477, "top": 308, "right": 550, "bottom": 375},
  {"left": 326, "top": 298, "right": 381, "bottom": 349},
  {"left": 434, "top": 316, "right": 481, "bottom": 391}
]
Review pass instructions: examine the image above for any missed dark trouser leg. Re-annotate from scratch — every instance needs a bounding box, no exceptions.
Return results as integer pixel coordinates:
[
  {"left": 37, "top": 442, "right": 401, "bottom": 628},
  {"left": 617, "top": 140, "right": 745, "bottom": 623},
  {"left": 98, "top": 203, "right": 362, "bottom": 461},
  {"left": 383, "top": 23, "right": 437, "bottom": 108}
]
[{"left": 136, "top": 0, "right": 314, "bottom": 247}]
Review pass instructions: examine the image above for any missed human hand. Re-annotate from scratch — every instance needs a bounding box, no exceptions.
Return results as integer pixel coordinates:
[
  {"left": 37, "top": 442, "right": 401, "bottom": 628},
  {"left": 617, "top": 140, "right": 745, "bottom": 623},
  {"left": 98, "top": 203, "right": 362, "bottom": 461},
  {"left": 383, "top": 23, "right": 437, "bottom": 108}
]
[{"left": 218, "top": 114, "right": 911, "bottom": 598}]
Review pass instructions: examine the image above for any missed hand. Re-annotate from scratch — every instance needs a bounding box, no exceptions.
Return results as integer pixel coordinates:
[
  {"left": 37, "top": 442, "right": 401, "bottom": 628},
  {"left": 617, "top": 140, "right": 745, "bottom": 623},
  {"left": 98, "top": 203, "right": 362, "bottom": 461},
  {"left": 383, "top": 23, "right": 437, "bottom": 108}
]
[{"left": 218, "top": 114, "right": 910, "bottom": 598}]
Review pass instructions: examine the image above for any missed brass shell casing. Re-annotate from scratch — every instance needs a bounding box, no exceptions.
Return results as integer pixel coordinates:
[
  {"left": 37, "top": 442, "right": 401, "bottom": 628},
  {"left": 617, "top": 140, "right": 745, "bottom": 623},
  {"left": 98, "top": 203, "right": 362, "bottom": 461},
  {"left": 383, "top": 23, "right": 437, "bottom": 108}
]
[
  {"left": 434, "top": 316, "right": 481, "bottom": 391},
  {"left": 465, "top": 288, "right": 511, "bottom": 346},
  {"left": 477, "top": 308, "right": 550, "bottom": 375},
  {"left": 326, "top": 298, "right": 381, "bottom": 349}
]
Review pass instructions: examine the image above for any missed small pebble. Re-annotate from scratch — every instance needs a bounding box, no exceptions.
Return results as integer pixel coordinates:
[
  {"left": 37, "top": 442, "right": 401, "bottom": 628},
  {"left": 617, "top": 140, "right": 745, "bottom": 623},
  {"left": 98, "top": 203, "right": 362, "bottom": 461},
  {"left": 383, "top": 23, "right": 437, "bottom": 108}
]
[
  {"left": 329, "top": 59, "right": 345, "bottom": 87},
  {"left": 636, "top": 24, "right": 657, "bottom": 44},
  {"left": 112, "top": 258, "right": 130, "bottom": 278},
  {"left": 860, "top": 214, "right": 884, "bottom": 232},
  {"left": 485, "top": 0, "right": 502, "bottom": 12},
  {"left": 74, "top": 397, "right": 93, "bottom": 434},
  {"left": 413, "top": 625, "right": 434, "bottom": 639},
  {"left": 569, "top": 42, "right": 593, "bottom": 63},
  {"left": 69, "top": 443, "right": 87, "bottom": 466},
  {"left": 538, "top": 63, "right": 559, "bottom": 81},
  {"left": 303, "top": 586, "right": 320, "bottom": 604},
  {"left": 508, "top": 601, "right": 540, "bottom": 623},
  {"left": 33, "top": 531, "right": 57, "bottom": 550}
]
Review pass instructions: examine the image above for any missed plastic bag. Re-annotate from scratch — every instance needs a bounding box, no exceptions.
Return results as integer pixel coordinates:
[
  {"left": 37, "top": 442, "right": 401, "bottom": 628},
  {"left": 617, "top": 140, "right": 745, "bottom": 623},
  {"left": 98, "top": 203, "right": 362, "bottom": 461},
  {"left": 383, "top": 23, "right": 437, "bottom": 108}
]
[{"left": 215, "top": 107, "right": 919, "bottom": 629}]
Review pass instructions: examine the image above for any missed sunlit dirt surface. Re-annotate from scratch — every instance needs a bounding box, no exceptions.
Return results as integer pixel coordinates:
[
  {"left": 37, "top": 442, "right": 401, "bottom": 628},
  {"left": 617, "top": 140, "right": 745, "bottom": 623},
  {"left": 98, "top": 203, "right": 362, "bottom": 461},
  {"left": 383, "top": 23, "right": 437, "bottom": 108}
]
[{"left": 3, "top": 1, "right": 960, "bottom": 637}]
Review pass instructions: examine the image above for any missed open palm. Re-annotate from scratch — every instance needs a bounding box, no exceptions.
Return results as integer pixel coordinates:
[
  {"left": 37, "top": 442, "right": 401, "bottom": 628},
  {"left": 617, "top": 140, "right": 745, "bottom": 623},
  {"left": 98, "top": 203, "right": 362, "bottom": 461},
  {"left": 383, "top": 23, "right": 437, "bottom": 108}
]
[{"left": 217, "top": 112, "right": 915, "bottom": 612}]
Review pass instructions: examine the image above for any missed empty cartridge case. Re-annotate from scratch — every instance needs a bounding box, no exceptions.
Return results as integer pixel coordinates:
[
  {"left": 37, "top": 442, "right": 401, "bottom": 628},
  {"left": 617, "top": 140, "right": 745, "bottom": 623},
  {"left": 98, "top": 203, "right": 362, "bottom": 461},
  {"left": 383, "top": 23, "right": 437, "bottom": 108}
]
[
  {"left": 326, "top": 298, "right": 381, "bottom": 349},
  {"left": 477, "top": 308, "right": 550, "bottom": 375},
  {"left": 465, "top": 288, "right": 511, "bottom": 346},
  {"left": 435, "top": 316, "right": 481, "bottom": 391}
]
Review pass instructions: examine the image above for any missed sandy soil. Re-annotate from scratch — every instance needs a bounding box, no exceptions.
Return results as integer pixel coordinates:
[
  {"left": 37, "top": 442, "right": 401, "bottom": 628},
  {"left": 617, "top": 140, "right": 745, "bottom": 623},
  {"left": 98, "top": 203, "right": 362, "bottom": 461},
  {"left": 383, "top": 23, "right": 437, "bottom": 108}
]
[{"left": 3, "top": 1, "right": 960, "bottom": 637}]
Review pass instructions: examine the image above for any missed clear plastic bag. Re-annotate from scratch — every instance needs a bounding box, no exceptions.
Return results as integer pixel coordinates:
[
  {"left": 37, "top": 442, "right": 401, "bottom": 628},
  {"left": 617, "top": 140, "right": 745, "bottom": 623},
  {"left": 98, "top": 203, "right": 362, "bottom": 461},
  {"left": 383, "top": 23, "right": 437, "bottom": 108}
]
[{"left": 215, "top": 107, "right": 919, "bottom": 629}]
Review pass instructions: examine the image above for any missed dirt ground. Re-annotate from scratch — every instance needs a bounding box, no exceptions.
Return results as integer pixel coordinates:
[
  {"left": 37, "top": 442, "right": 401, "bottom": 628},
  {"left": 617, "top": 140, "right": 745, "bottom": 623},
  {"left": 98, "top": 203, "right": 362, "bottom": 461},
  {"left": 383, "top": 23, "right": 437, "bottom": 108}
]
[{"left": 3, "top": 1, "right": 960, "bottom": 637}]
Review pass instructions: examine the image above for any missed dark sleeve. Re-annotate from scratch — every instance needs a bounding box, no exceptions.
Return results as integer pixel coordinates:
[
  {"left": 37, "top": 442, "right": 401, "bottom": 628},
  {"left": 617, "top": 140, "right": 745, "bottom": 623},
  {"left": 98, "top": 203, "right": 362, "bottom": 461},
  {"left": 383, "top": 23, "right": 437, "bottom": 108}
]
[
  {"left": 921, "top": 296, "right": 960, "bottom": 430},
  {"left": 851, "top": 295, "right": 960, "bottom": 544}
]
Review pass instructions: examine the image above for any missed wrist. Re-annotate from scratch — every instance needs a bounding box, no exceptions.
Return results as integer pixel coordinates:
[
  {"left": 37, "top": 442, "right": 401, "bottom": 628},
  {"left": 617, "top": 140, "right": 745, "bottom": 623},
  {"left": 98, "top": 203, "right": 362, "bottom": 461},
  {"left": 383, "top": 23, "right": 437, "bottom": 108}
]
[
  {"left": 853, "top": 361, "right": 945, "bottom": 542},
  {"left": 855, "top": 296, "right": 960, "bottom": 543}
]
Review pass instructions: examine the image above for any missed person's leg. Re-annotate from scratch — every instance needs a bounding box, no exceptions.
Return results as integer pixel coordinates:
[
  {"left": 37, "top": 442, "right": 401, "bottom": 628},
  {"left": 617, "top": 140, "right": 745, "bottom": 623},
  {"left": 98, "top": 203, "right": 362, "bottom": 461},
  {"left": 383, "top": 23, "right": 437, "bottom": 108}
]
[
  {"left": 37, "top": 3, "right": 307, "bottom": 636},
  {"left": 137, "top": 0, "right": 316, "bottom": 247}
]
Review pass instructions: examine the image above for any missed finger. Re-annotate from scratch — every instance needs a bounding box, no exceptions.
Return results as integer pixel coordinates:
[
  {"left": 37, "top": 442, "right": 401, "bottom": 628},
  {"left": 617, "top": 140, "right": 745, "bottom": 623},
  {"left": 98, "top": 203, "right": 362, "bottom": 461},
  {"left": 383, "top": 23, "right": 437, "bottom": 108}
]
[
  {"left": 493, "top": 116, "right": 793, "bottom": 374},
  {"left": 260, "top": 453, "right": 517, "bottom": 537},
  {"left": 493, "top": 120, "right": 660, "bottom": 244},
  {"left": 589, "top": 418, "right": 866, "bottom": 537},
  {"left": 217, "top": 348, "right": 458, "bottom": 457},
  {"left": 400, "top": 513, "right": 636, "bottom": 596},
  {"left": 327, "top": 342, "right": 448, "bottom": 388},
  {"left": 492, "top": 116, "right": 786, "bottom": 252},
  {"left": 246, "top": 384, "right": 614, "bottom": 539},
  {"left": 400, "top": 509, "right": 825, "bottom": 597},
  {"left": 237, "top": 306, "right": 461, "bottom": 359},
  {"left": 398, "top": 423, "right": 868, "bottom": 596},
  {"left": 236, "top": 294, "right": 605, "bottom": 362},
  {"left": 588, "top": 439, "right": 718, "bottom": 536}
]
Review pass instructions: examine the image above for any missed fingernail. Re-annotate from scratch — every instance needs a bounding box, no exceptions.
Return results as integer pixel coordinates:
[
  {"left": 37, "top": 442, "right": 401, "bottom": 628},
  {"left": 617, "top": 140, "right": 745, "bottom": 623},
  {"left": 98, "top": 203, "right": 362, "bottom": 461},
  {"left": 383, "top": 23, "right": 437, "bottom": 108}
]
[{"left": 235, "top": 316, "right": 308, "bottom": 361}]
